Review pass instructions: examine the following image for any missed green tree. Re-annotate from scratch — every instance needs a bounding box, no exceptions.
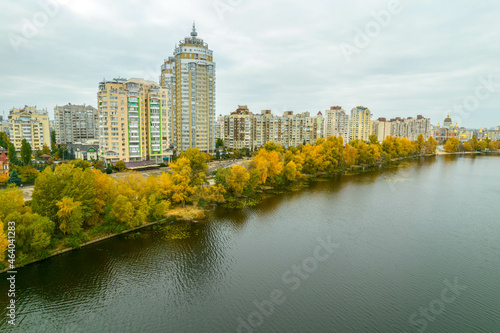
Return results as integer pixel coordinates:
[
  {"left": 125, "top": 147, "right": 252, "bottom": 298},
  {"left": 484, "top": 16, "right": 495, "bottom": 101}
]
[
  {"left": 42, "top": 144, "right": 51, "bottom": 155},
  {"left": 31, "top": 164, "right": 96, "bottom": 226},
  {"left": 214, "top": 167, "right": 230, "bottom": 187},
  {"left": 115, "top": 160, "right": 126, "bottom": 171},
  {"left": 369, "top": 134, "right": 379, "bottom": 145},
  {"left": 94, "top": 160, "right": 105, "bottom": 171},
  {"left": 7, "top": 170, "right": 22, "bottom": 186},
  {"left": 19, "top": 165, "right": 39, "bottom": 183},
  {"left": 70, "top": 159, "right": 92, "bottom": 170},
  {"left": 8, "top": 143, "right": 19, "bottom": 165},
  {"left": 0, "top": 132, "right": 10, "bottom": 150},
  {"left": 4, "top": 210, "right": 54, "bottom": 254},
  {"left": 216, "top": 138, "right": 224, "bottom": 148},
  {"left": 50, "top": 130, "right": 57, "bottom": 153},
  {"left": 20, "top": 139, "right": 33, "bottom": 165}
]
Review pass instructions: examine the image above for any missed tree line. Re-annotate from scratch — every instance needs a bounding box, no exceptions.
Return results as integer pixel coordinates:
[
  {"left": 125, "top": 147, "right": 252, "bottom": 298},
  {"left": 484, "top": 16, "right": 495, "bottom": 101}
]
[
  {"left": 443, "top": 135, "right": 500, "bottom": 153},
  {"left": 0, "top": 134, "right": 436, "bottom": 267}
]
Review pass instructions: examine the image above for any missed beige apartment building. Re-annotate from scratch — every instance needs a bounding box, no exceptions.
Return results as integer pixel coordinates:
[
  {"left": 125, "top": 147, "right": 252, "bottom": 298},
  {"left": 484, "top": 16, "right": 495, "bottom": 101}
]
[
  {"left": 372, "top": 115, "right": 432, "bottom": 142},
  {"left": 8, "top": 106, "right": 50, "bottom": 150},
  {"left": 349, "top": 106, "right": 372, "bottom": 142},
  {"left": 372, "top": 118, "right": 392, "bottom": 142},
  {"left": 324, "top": 106, "right": 350, "bottom": 143},
  {"left": 97, "top": 78, "right": 169, "bottom": 164},
  {"left": 223, "top": 108, "right": 321, "bottom": 150},
  {"left": 390, "top": 115, "right": 432, "bottom": 141},
  {"left": 161, "top": 24, "right": 215, "bottom": 153}
]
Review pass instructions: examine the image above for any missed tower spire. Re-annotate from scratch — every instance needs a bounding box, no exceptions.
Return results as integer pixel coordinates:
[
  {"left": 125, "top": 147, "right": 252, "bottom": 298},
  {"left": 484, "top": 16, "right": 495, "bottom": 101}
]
[{"left": 191, "top": 21, "right": 197, "bottom": 37}]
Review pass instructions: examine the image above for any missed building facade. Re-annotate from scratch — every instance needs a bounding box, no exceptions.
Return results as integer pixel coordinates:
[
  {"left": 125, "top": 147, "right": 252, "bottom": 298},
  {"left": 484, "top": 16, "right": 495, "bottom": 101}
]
[
  {"left": 54, "top": 104, "right": 99, "bottom": 145},
  {"left": 372, "top": 118, "right": 392, "bottom": 142},
  {"left": 349, "top": 106, "right": 372, "bottom": 142},
  {"left": 434, "top": 115, "right": 459, "bottom": 142},
  {"left": 8, "top": 106, "right": 50, "bottom": 151},
  {"left": 67, "top": 140, "right": 99, "bottom": 161},
  {"left": 0, "top": 150, "right": 8, "bottom": 176},
  {"left": 324, "top": 106, "right": 350, "bottom": 143},
  {"left": 389, "top": 115, "right": 432, "bottom": 141},
  {"left": 223, "top": 108, "right": 323, "bottom": 150},
  {"left": 161, "top": 24, "right": 215, "bottom": 153},
  {"left": 97, "top": 78, "right": 169, "bottom": 164},
  {"left": 223, "top": 106, "right": 253, "bottom": 150}
]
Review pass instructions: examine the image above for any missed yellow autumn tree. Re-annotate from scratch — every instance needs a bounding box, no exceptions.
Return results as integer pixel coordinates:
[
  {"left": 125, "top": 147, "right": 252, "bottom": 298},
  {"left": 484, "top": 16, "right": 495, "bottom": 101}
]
[
  {"left": 91, "top": 169, "right": 115, "bottom": 225},
  {"left": 111, "top": 195, "right": 135, "bottom": 225},
  {"left": 0, "top": 220, "right": 9, "bottom": 262},
  {"left": 0, "top": 174, "right": 8, "bottom": 185},
  {"left": 226, "top": 165, "right": 250, "bottom": 195},
  {"left": 283, "top": 161, "right": 298, "bottom": 181},
  {"left": 170, "top": 157, "right": 196, "bottom": 206},
  {"left": 344, "top": 144, "right": 357, "bottom": 167},
  {"left": 56, "top": 197, "right": 84, "bottom": 235},
  {"left": 158, "top": 171, "right": 174, "bottom": 200},
  {"left": 444, "top": 138, "right": 460, "bottom": 152}
]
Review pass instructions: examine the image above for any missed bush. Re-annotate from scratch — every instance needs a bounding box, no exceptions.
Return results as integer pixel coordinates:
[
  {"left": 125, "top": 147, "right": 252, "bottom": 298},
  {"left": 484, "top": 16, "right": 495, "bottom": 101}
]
[
  {"left": 105, "top": 166, "right": 113, "bottom": 174},
  {"left": 115, "top": 160, "right": 126, "bottom": 171}
]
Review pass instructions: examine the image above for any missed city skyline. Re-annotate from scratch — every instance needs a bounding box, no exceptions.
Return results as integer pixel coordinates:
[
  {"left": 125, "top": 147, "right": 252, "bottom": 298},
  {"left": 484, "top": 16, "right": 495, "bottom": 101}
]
[{"left": 1, "top": 0, "right": 500, "bottom": 128}]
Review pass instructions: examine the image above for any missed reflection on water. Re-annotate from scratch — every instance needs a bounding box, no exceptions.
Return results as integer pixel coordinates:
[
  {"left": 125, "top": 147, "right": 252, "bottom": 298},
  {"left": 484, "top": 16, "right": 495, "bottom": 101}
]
[{"left": 1, "top": 155, "right": 499, "bottom": 333}]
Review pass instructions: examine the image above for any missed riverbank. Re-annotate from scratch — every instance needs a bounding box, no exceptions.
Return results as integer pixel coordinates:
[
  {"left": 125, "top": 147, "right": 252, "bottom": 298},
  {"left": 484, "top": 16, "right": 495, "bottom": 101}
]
[
  {"left": 4, "top": 151, "right": 495, "bottom": 274},
  {"left": 436, "top": 150, "right": 500, "bottom": 155}
]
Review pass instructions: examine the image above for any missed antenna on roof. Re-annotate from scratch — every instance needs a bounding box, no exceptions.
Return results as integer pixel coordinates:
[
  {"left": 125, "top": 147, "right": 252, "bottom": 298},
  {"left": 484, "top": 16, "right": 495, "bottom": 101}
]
[{"left": 191, "top": 21, "right": 198, "bottom": 37}]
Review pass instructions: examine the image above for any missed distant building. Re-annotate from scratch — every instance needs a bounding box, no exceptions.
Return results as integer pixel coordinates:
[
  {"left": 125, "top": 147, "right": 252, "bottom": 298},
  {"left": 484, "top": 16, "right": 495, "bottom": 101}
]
[
  {"left": 8, "top": 106, "right": 50, "bottom": 151},
  {"left": 223, "top": 106, "right": 253, "bottom": 150},
  {"left": 372, "top": 118, "right": 392, "bottom": 142},
  {"left": 389, "top": 115, "right": 432, "bottom": 141},
  {"left": 215, "top": 114, "right": 224, "bottom": 141},
  {"left": 0, "top": 150, "right": 9, "bottom": 176},
  {"left": 434, "top": 115, "right": 459, "bottom": 142},
  {"left": 97, "top": 78, "right": 170, "bottom": 164},
  {"left": 0, "top": 118, "right": 9, "bottom": 137},
  {"left": 223, "top": 108, "right": 321, "bottom": 150},
  {"left": 54, "top": 104, "right": 98, "bottom": 145},
  {"left": 324, "top": 106, "right": 349, "bottom": 143},
  {"left": 350, "top": 106, "right": 372, "bottom": 142}
]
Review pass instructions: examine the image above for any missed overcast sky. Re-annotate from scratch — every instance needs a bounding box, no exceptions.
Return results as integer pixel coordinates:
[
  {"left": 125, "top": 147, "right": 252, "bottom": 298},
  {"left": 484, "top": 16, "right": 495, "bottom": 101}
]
[{"left": 1, "top": 0, "right": 499, "bottom": 128}]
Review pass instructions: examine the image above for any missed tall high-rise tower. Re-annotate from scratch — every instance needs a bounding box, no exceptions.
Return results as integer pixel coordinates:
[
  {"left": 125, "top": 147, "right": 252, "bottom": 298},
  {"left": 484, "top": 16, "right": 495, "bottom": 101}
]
[
  {"left": 161, "top": 23, "right": 216, "bottom": 153},
  {"left": 349, "top": 106, "right": 372, "bottom": 142}
]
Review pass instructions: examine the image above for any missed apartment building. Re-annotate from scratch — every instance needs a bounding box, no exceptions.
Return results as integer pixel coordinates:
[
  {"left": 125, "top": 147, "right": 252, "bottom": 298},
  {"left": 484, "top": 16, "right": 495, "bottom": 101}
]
[
  {"left": 97, "top": 78, "right": 169, "bottom": 164},
  {"left": 349, "top": 106, "right": 372, "bottom": 142},
  {"left": 223, "top": 106, "right": 253, "bottom": 150},
  {"left": 8, "top": 106, "right": 50, "bottom": 150},
  {"left": 161, "top": 24, "right": 215, "bottom": 153},
  {"left": 224, "top": 108, "right": 322, "bottom": 150},
  {"left": 390, "top": 115, "right": 432, "bottom": 141},
  {"left": 324, "top": 106, "right": 350, "bottom": 143},
  {"left": 372, "top": 118, "right": 392, "bottom": 142},
  {"left": 54, "top": 103, "right": 98, "bottom": 145}
]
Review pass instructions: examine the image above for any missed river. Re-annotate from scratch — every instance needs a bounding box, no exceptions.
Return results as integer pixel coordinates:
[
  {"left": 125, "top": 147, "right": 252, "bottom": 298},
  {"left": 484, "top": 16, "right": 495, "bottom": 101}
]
[{"left": 1, "top": 155, "right": 499, "bottom": 332}]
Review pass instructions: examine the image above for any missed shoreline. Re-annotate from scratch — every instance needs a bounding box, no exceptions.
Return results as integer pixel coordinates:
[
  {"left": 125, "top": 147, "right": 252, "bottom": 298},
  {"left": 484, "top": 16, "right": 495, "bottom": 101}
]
[{"left": 3, "top": 151, "right": 499, "bottom": 274}]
